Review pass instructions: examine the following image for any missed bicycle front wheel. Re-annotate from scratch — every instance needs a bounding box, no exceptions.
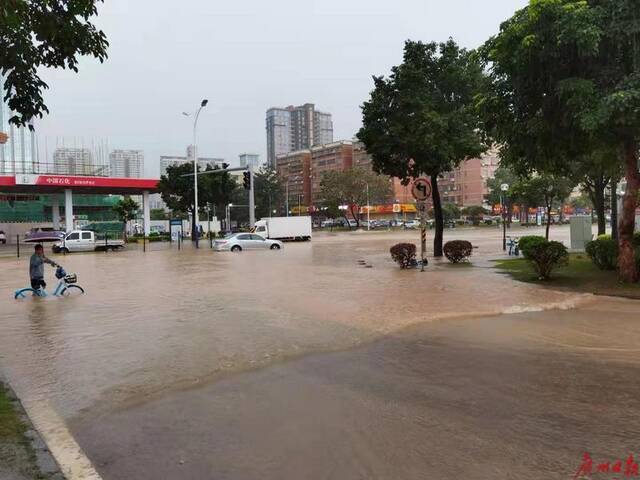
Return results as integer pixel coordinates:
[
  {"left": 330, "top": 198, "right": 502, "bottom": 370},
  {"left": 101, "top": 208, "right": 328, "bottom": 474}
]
[{"left": 60, "top": 285, "right": 85, "bottom": 296}]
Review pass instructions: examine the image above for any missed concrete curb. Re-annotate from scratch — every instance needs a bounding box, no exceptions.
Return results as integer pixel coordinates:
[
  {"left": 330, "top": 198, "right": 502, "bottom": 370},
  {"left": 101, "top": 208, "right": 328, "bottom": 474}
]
[
  {"left": 1, "top": 380, "right": 64, "bottom": 479},
  {"left": 1, "top": 378, "right": 103, "bottom": 480}
]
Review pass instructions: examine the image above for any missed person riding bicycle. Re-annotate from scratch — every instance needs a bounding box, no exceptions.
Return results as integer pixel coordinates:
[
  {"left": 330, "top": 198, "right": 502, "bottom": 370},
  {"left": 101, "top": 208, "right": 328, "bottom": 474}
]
[{"left": 29, "top": 244, "right": 58, "bottom": 291}]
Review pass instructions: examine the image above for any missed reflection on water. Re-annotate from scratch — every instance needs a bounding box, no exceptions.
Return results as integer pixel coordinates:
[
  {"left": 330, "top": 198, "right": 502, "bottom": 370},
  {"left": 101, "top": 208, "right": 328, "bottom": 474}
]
[{"left": 0, "top": 233, "right": 586, "bottom": 422}]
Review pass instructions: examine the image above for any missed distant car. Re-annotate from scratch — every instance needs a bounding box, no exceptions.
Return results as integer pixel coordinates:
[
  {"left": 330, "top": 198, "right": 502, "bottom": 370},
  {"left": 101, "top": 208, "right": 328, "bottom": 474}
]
[
  {"left": 24, "top": 227, "right": 65, "bottom": 243},
  {"left": 0, "top": 230, "right": 5, "bottom": 244},
  {"left": 348, "top": 219, "right": 358, "bottom": 228},
  {"left": 213, "top": 233, "right": 283, "bottom": 252},
  {"left": 403, "top": 220, "right": 420, "bottom": 229}
]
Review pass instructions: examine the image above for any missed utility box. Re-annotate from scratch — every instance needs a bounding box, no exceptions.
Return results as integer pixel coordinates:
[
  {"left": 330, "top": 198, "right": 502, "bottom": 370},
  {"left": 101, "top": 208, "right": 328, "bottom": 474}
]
[{"left": 570, "top": 215, "right": 593, "bottom": 250}]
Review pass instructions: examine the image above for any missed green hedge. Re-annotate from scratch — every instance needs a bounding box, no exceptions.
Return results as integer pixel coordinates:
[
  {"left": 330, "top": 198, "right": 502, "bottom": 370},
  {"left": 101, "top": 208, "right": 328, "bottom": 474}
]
[
  {"left": 525, "top": 240, "right": 569, "bottom": 280},
  {"left": 443, "top": 240, "right": 473, "bottom": 263},
  {"left": 518, "top": 236, "right": 547, "bottom": 259},
  {"left": 585, "top": 236, "right": 618, "bottom": 270}
]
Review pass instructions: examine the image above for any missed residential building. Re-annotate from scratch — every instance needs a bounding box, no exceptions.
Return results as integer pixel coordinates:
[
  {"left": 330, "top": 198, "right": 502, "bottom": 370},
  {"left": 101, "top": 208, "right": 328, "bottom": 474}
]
[
  {"left": 276, "top": 150, "right": 312, "bottom": 209},
  {"left": 266, "top": 103, "right": 333, "bottom": 166},
  {"left": 53, "top": 147, "right": 102, "bottom": 176},
  {"left": 239, "top": 153, "right": 260, "bottom": 169},
  {"left": 0, "top": 75, "right": 36, "bottom": 174},
  {"left": 439, "top": 150, "right": 500, "bottom": 207},
  {"left": 109, "top": 149, "right": 144, "bottom": 178},
  {"left": 352, "top": 141, "right": 414, "bottom": 205},
  {"left": 309, "top": 141, "right": 353, "bottom": 204}
]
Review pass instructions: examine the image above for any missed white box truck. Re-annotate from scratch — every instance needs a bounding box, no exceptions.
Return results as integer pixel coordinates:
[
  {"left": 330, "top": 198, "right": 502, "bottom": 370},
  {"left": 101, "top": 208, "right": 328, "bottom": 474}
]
[{"left": 253, "top": 216, "right": 312, "bottom": 241}]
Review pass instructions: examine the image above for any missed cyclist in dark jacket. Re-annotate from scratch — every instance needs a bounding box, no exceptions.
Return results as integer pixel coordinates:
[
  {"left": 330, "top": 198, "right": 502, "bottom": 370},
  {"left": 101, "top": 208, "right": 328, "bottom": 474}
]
[{"left": 29, "top": 244, "right": 58, "bottom": 290}]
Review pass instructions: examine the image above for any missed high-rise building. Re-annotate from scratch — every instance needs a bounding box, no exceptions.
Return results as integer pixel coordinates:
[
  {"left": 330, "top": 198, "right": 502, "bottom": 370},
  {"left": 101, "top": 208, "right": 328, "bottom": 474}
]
[
  {"left": 239, "top": 153, "right": 260, "bottom": 169},
  {"left": 0, "top": 76, "right": 36, "bottom": 174},
  {"left": 53, "top": 147, "right": 97, "bottom": 176},
  {"left": 160, "top": 146, "right": 225, "bottom": 176},
  {"left": 266, "top": 103, "right": 333, "bottom": 166},
  {"left": 109, "top": 149, "right": 144, "bottom": 178}
]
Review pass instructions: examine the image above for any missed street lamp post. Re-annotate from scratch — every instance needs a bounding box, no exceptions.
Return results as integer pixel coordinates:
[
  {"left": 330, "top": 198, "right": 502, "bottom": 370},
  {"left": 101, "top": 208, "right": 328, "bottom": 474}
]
[
  {"left": 206, "top": 204, "right": 212, "bottom": 248},
  {"left": 183, "top": 99, "right": 208, "bottom": 248},
  {"left": 501, "top": 183, "right": 509, "bottom": 251},
  {"left": 366, "top": 182, "right": 370, "bottom": 231}
]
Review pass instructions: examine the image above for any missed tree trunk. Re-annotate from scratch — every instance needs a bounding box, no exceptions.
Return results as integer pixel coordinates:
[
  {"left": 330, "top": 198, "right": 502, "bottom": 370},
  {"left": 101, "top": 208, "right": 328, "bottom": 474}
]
[
  {"left": 431, "top": 174, "right": 444, "bottom": 257},
  {"left": 593, "top": 178, "right": 606, "bottom": 236},
  {"left": 611, "top": 179, "right": 619, "bottom": 242},
  {"left": 618, "top": 141, "right": 639, "bottom": 283},
  {"left": 545, "top": 203, "right": 552, "bottom": 240},
  {"left": 349, "top": 206, "right": 360, "bottom": 229}
]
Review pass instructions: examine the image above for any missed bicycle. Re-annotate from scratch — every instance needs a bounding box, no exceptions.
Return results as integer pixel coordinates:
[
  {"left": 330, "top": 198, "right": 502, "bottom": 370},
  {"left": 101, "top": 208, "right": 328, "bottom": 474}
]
[
  {"left": 14, "top": 267, "right": 85, "bottom": 299},
  {"left": 507, "top": 236, "right": 520, "bottom": 256}
]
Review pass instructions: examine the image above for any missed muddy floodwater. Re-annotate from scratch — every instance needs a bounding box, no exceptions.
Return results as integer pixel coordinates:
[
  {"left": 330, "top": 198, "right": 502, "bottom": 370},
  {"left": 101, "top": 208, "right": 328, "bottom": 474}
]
[{"left": 1, "top": 228, "right": 639, "bottom": 479}]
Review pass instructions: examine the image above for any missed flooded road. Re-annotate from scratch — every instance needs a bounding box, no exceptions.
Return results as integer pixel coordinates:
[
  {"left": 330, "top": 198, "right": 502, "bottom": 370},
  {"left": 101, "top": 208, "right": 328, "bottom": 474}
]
[{"left": 0, "top": 228, "right": 637, "bottom": 479}]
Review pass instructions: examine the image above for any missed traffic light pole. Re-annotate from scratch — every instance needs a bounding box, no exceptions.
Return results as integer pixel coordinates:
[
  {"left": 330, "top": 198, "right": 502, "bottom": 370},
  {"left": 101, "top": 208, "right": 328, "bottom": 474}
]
[
  {"left": 184, "top": 165, "right": 255, "bottom": 229},
  {"left": 248, "top": 164, "right": 255, "bottom": 228}
]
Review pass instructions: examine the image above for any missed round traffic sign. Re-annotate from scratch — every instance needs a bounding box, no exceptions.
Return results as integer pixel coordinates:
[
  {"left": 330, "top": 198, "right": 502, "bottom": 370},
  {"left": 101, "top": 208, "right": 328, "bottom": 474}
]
[{"left": 411, "top": 178, "right": 432, "bottom": 201}]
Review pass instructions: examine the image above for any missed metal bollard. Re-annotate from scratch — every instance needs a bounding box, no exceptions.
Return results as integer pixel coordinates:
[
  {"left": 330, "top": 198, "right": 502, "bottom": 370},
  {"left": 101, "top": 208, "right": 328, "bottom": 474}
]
[{"left": 16, "top": 235, "right": 19, "bottom": 258}]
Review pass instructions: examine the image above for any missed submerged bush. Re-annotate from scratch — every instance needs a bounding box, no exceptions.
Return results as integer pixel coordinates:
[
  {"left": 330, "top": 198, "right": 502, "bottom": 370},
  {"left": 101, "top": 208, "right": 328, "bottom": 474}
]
[
  {"left": 585, "top": 237, "right": 618, "bottom": 270},
  {"left": 443, "top": 240, "right": 473, "bottom": 263},
  {"left": 518, "top": 236, "right": 546, "bottom": 259},
  {"left": 526, "top": 240, "right": 569, "bottom": 280},
  {"left": 390, "top": 243, "right": 417, "bottom": 269}
]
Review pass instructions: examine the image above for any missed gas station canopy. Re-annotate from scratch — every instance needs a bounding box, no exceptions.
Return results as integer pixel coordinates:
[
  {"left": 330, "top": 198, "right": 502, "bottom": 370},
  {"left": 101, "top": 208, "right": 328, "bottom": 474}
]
[{"left": 0, "top": 173, "right": 159, "bottom": 195}]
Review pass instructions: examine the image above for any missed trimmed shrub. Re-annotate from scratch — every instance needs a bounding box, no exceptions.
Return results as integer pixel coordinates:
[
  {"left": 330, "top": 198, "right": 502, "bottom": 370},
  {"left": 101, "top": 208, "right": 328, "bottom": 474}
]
[
  {"left": 585, "top": 237, "right": 618, "bottom": 270},
  {"left": 443, "top": 240, "right": 473, "bottom": 263},
  {"left": 390, "top": 243, "right": 417, "bottom": 269},
  {"left": 518, "top": 236, "right": 547, "bottom": 259},
  {"left": 526, "top": 240, "right": 569, "bottom": 280}
]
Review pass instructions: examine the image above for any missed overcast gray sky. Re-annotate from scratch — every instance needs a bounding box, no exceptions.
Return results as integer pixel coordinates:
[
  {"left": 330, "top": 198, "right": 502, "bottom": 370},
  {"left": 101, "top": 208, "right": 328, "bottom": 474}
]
[{"left": 36, "top": 0, "right": 527, "bottom": 177}]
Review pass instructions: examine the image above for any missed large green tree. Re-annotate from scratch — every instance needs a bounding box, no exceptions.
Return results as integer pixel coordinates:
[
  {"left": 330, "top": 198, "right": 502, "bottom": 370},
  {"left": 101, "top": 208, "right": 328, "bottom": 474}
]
[
  {"left": 113, "top": 197, "right": 139, "bottom": 241},
  {"left": 486, "top": 165, "right": 519, "bottom": 226},
  {"left": 481, "top": 0, "right": 640, "bottom": 282},
  {"left": 1, "top": 0, "right": 108, "bottom": 127},
  {"left": 318, "top": 167, "right": 392, "bottom": 228},
  {"left": 254, "top": 165, "right": 284, "bottom": 219},
  {"left": 158, "top": 163, "right": 235, "bottom": 240},
  {"left": 358, "top": 39, "right": 487, "bottom": 256}
]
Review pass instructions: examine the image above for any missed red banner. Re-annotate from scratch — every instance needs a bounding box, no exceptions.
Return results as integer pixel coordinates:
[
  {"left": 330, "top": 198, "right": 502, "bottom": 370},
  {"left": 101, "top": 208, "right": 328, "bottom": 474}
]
[{"left": 0, "top": 174, "right": 158, "bottom": 190}]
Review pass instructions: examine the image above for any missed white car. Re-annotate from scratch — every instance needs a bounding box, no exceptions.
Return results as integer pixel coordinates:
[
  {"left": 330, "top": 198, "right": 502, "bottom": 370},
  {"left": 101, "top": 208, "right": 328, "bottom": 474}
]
[
  {"left": 403, "top": 220, "right": 420, "bottom": 229},
  {"left": 213, "top": 233, "right": 283, "bottom": 252}
]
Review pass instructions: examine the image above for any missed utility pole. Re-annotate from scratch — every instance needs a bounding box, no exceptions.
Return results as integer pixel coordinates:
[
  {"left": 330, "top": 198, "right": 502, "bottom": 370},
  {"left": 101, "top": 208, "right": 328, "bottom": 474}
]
[{"left": 249, "top": 164, "right": 255, "bottom": 228}]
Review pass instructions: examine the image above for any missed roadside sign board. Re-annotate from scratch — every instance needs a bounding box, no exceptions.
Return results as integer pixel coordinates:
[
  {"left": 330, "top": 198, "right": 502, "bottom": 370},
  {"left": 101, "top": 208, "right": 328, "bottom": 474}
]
[{"left": 411, "top": 178, "right": 432, "bottom": 202}]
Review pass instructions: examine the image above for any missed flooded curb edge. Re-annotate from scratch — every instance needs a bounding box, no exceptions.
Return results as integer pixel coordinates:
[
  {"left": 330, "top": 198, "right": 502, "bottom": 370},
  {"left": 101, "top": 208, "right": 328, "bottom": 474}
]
[{"left": 1, "top": 374, "right": 103, "bottom": 480}]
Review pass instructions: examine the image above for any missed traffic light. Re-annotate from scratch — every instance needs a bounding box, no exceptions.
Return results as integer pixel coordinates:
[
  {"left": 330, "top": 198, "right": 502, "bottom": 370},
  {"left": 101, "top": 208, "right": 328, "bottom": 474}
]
[
  {"left": 222, "top": 163, "right": 229, "bottom": 170},
  {"left": 243, "top": 171, "right": 251, "bottom": 190}
]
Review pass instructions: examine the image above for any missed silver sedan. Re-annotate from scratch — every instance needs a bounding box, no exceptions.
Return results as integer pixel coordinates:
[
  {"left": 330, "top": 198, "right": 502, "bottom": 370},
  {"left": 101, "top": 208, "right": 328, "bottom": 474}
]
[{"left": 213, "top": 233, "right": 284, "bottom": 252}]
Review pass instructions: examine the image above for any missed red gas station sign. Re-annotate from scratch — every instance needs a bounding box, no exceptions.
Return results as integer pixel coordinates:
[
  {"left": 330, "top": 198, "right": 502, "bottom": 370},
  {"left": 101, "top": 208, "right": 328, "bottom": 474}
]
[{"left": 0, "top": 174, "right": 158, "bottom": 191}]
